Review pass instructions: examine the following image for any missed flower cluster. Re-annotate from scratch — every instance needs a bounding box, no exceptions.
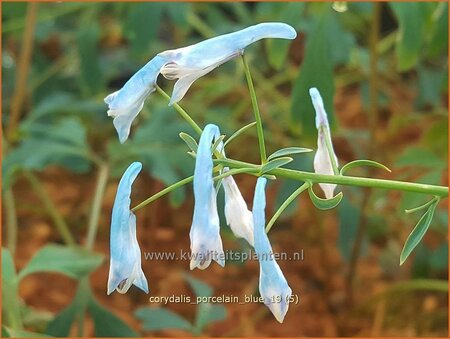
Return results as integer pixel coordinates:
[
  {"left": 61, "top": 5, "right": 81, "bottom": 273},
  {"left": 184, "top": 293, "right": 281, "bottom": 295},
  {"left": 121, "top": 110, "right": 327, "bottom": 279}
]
[
  {"left": 106, "top": 23, "right": 339, "bottom": 323},
  {"left": 105, "top": 22, "right": 296, "bottom": 143}
]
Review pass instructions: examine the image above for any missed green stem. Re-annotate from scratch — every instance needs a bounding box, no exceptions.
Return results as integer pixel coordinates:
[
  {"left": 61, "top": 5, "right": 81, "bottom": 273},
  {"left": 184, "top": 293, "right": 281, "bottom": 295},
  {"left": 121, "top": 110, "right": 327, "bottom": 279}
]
[
  {"left": 155, "top": 85, "right": 202, "bottom": 136},
  {"left": 75, "top": 277, "right": 91, "bottom": 337},
  {"left": 215, "top": 158, "right": 448, "bottom": 197},
  {"left": 4, "top": 189, "right": 18, "bottom": 255},
  {"left": 85, "top": 163, "right": 109, "bottom": 250},
  {"left": 131, "top": 167, "right": 258, "bottom": 212},
  {"left": 22, "top": 170, "right": 76, "bottom": 246},
  {"left": 132, "top": 175, "right": 193, "bottom": 212},
  {"left": 266, "top": 182, "right": 310, "bottom": 232},
  {"left": 241, "top": 54, "right": 267, "bottom": 164}
]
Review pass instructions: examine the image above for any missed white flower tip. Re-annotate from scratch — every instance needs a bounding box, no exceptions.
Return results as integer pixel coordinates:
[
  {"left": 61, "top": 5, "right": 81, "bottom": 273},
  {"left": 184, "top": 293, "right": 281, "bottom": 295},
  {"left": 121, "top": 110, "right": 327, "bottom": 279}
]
[
  {"left": 189, "top": 256, "right": 211, "bottom": 270},
  {"left": 319, "top": 183, "right": 337, "bottom": 199},
  {"left": 309, "top": 87, "right": 320, "bottom": 102},
  {"left": 267, "top": 300, "right": 290, "bottom": 323},
  {"left": 309, "top": 87, "right": 328, "bottom": 128}
]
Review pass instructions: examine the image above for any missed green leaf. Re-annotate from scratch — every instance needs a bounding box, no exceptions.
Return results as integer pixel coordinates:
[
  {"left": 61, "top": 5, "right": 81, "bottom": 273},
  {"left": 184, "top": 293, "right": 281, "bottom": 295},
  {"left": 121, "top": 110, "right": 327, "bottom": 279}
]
[
  {"left": 77, "top": 22, "right": 104, "bottom": 95},
  {"left": 184, "top": 274, "right": 212, "bottom": 298},
  {"left": 400, "top": 199, "right": 439, "bottom": 265},
  {"left": 2, "top": 248, "right": 23, "bottom": 330},
  {"left": 18, "top": 244, "right": 104, "bottom": 281},
  {"left": 308, "top": 185, "right": 343, "bottom": 210},
  {"left": 3, "top": 118, "right": 92, "bottom": 189},
  {"left": 179, "top": 132, "right": 198, "bottom": 153},
  {"left": 46, "top": 281, "right": 91, "bottom": 337},
  {"left": 211, "top": 135, "right": 225, "bottom": 153},
  {"left": 194, "top": 304, "right": 226, "bottom": 335},
  {"left": 291, "top": 9, "right": 335, "bottom": 139},
  {"left": 405, "top": 199, "right": 436, "bottom": 214},
  {"left": 415, "top": 65, "right": 446, "bottom": 109},
  {"left": 89, "top": 299, "right": 138, "bottom": 337},
  {"left": 261, "top": 157, "right": 293, "bottom": 174},
  {"left": 124, "top": 3, "right": 162, "bottom": 57},
  {"left": 2, "top": 247, "right": 16, "bottom": 287},
  {"left": 337, "top": 195, "right": 364, "bottom": 261},
  {"left": 45, "top": 300, "right": 78, "bottom": 337},
  {"left": 224, "top": 122, "right": 256, "bottom": 147},
  {"left": 427, "top": 3, "right": 448, "bottom": 57},
  {"left": 390, "top": 2, "right": 426, "bottom": 71},
  {"left": 108, "top": 105, "right": 195, "bottom": 207},
  {"left": 265, "top": 2, "right": 305, "bottom": 70},
  {"left": 395, "top": 147, "right": 445, "bottom": 169},
  {"left": 2, "top": 326, "right": 10, "bottom": 337},
  {"left": 340, "top": 159, "right": 391, "bottom": 175},
  {"left": 3, "top": 328, "right": 52, "bottom": 338},
  {"left": 135, "top": 308, "right": 192, "bottom": 332},
  {"left": 267, "top": 147, "right": 312, "bottom": 161}
]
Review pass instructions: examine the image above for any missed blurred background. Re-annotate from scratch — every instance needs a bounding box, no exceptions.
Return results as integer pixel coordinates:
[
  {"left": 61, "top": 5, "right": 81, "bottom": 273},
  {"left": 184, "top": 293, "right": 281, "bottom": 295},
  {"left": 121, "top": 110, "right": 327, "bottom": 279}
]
[{"left": 1, "top": 1, "right": 448, "bottom": 337}]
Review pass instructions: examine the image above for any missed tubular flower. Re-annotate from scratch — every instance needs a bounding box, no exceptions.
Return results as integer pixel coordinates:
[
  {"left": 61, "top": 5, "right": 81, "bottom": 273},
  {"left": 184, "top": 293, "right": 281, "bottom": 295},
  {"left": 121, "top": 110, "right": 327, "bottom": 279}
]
[
  {"left": 189, "top": 124, "right": 225, "bottom": 270},
  {"left": 309, "top": 87, "right": 339, "bottom": 199},
  {"left": 253, "top": 177, "right": 292, "bottom": 323},
  {"left": 105, "top": 23, "right": 296, "bottom": 143},
  {"left": 222, "top": 167, "right": 254, "bottom": 246},
  {"left": 107, "top": 162, "right": 148, "bottom": 295}
]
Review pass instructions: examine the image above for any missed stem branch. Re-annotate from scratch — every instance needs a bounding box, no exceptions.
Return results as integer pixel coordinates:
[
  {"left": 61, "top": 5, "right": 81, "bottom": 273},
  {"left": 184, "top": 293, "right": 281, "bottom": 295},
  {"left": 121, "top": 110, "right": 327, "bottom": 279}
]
[
  {"left": 241, "top": 54, "right": 267, "bottom": 164},
  {"left": 85, "top": 163, "right": 109, "bottom": 250}
]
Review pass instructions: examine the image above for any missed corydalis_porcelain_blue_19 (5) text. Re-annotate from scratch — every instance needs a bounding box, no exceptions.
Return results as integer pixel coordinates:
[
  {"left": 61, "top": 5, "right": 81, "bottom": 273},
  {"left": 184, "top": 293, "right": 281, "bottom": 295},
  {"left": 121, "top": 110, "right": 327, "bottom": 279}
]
[{"left": 104, "top": 22, "right": 296, "bottom": 143}]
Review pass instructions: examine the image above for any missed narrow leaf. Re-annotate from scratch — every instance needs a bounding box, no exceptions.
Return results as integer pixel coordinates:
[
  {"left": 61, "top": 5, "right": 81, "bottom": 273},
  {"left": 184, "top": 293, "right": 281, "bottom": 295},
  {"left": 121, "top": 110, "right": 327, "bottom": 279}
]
[
  {"left": 268, "top": 147, "right": 312, "bottom": 161},
  {"left": 340, "top": 159, "right": 391, "bottom": 175},
  {"left": 224, "top": 122, "right": 257, "bottom": 147},
  {"left": 184, "top": 274, "right": 212, "bottom": 298},
  {"left": 179, "top": 132, "right": 198, "bottom": 152},
  {"left": 405, "top": 199, "right": 436, "bottom": 214},
  {"left": 390, "top": 2, "right": 426, "bottom": 71},
  {"left": 211, "top": 135, "right": 225, "bottom": 153},
  {"left": 308, "top": 185, "right": 343, "bottom": 210},
  {"left": 19, "top": 244, "right": 104, "bottom": 281},
  {"left": 261, "top": 157, "right": 293, "bottom": 174},
  {"left": 400, "top": 200, "right": 439, "bottom": 265}
]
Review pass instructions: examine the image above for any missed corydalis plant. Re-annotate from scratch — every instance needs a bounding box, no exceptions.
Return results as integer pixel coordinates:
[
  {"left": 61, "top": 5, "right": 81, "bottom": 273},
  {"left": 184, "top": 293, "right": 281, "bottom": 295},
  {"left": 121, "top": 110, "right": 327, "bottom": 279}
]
[
  {"left": 105, "top": 22, "right": 448, "bottom": 325},
  {"left": 105, "top": 22, "right": 296, "bottom": 143}
]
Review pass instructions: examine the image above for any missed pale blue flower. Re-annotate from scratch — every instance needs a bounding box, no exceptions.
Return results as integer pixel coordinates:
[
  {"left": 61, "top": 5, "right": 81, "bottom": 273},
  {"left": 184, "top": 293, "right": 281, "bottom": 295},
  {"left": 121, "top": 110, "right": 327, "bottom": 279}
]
[
  {"left": 253, "top": 177, "right": 292, "bottom": 323},
  {"left": 189, "top": 124, "right": 225, "bottom": 270},
  {"left": 105, "top": 23, "right": 296, "bottom": 143},
  {"left": 107, "top": 162, "right": 148, "bottom": 295},
  {"left": 222, "top": 167, "right": 254, "bottom": 246},
  {"left": 159, "top": 22, "right": 296, "bottom": 105},
  {"left": 309, "top": 87, "right": 339, "bottom": 199}
]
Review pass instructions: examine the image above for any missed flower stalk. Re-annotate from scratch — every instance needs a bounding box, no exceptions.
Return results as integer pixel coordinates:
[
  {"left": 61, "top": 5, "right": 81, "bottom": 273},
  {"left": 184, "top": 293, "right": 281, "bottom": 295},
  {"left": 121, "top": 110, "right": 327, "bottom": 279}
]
[{"left": 241, "top": 54, "right": 267, "bottom": 164}]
